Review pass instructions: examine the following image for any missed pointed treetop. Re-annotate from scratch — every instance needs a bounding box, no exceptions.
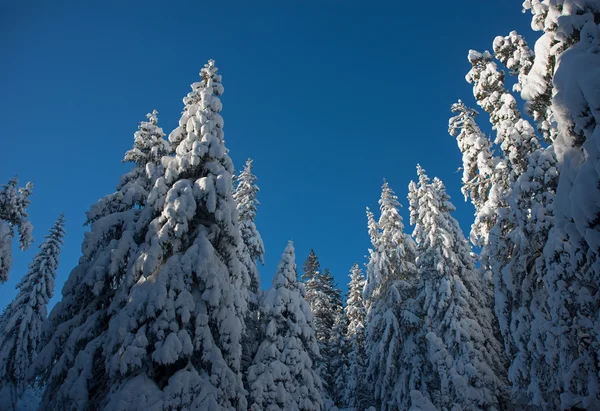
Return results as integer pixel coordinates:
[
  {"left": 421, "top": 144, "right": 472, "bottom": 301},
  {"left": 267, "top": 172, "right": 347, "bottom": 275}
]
[
  {"left": 273, "top": 241, "right": 298, "bottom": 289},
  {"left": 366, "top": 207, "right": 379, "bottom": 249},
  {"left": 243, "top": 157, "right": 253, "bottom": 174},
  {"left": 302, "top": 248, "right": 321, "bottom": 281},
  {"left": 234, "top": 157, "right": 261, "bottom": 222},
  {"left": 379, "top": 179, "right": 400, "bottom": 210},
  {"left": 146, "top": 109, "right": 159, "bottom": 125},
  {"left": 416, "top": 164, "right": 429, "bottom": 187}
]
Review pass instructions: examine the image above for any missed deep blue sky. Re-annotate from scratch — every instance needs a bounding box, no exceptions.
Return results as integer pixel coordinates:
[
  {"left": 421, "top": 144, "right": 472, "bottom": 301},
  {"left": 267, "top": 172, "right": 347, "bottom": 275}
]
[{"left": 0, "top": 1, "right": 534, "bottom": 307}]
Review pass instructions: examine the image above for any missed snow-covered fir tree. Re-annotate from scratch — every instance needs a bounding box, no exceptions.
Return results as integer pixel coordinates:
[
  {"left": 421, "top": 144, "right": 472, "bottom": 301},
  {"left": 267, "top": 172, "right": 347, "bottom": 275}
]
[
  {"left": 408, "top": 166, "right": 506, "bottom": 410},
  {"left": 102, "top": 60, "right": 250, "bottom": 410},
  {"left": 364, "top": 180, "right": 418, "bottom": 411},
  {"left": 247, "top": 241, "right": 323, "bottom": 411},
  {"left": 0, "top": 214, "right": 65, "bottom": 410},
  {"left": 329, "top": 308, "right": 349, "bottom": 408},
  {"left": 233, "top": 158, "right": 264, "bottom": 296},
  {"left": 233, "top": 157, "right": 265, "bottom": 389},
  {"left": 0, "top": 177, "right": 34, "bottom": 283},
  {"left": 448, "top": 100, "right": 495, "bottom": 238},
  {"left": 340, "top": 263, "right": 368, "bottom": 409},
  {"left": 301, "top": 249, "right": 320, "bottom": 282},
  {"left": 300, "top": 252, "right": 342, "bottom": 396},
  {"left": 519, "top": 1, "right": 600, "bottom": 408},
  {"left": 86, "top": 110, "right": 168, "bottom": 226},
  {"left": 30, "top": 112, "right": 168, "bottom": 410},
  {"left": 463, "top": 40, "right": 566, "bottom": 407}
]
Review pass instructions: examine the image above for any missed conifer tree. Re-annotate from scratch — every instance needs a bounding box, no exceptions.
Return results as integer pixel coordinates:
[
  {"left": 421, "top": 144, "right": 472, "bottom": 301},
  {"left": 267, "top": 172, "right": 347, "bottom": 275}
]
[
  {"left": 233, "top": 158, "right": 264, "bottom": 295},
  {"left": 0, "top": 177, "right": 34, "bottom": 283},
  {"left": 448, "top": 100, "right": 496, "bottom": 241},
  {"left": 408, "top": 166, "right": 506, "bottom": 410},
  {"left": 0, "top": 214, "right": 65, "bottom": 410},
  {"left": 364, "top": 180, "right": 418, "bottom": 411},
  {"left": 30, "top": 112, "right": 168, "bottom": 409},
  {"left": 329, "top": 310, "right": 349, "bottom": 408},
  {"left": 233, "top": 158, "right": 265, "bottom": 388},
  {"left": 103, "top": 60, "right": 249, "bottom": 410},
  {"left": 301, "top": 249, "right": 320, "bottom": 282},
  {"left": 342, "top": 263, "right": 369, "bottom": 409},
  {"left": 247, "top": 241, "right": 323, "bottom": 411},
  {"left": 522, "top": 1, "right": 600, "bottom": 408},
  {"left": 301, "top": 252, "right": 342, "bottom": 395}
]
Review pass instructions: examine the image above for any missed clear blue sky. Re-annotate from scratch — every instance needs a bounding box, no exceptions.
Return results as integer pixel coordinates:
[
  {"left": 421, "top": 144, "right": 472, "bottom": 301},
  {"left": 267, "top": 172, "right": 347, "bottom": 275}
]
[{"left": 0, "top": 1, "right": 534, "bottom": 307}]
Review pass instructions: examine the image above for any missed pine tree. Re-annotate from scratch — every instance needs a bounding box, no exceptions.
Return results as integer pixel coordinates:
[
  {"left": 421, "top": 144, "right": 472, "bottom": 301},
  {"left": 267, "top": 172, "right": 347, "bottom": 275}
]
[
  {"left": 364, "top": 180, "right": 418, "bottom": 411},
  {"left": 102, "top": 60, "right": 249, "bottom": 410},
  {"left": 0, "top": 177, "right": 34, "bottom": 283},
  {"left": 342, "top": 263, "right": 369, "bottom": 409},
  {"left": 0, "top": 214, "right": 65, "bottom": 410},
  {"left": 247, "top": 241, "right": 323, "bottom": 411},
  {"left": 408, "top": 166, "right": 506, "bottom": 410},
  {"left": 30, "top": 112, "right": 168, "bottom": 409}
]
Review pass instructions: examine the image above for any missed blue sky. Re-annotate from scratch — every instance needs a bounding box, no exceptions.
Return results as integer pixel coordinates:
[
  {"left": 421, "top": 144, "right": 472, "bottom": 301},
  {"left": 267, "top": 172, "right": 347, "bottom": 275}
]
[{"left": 0, "top": 1, "right": 534, "bottom": 306}]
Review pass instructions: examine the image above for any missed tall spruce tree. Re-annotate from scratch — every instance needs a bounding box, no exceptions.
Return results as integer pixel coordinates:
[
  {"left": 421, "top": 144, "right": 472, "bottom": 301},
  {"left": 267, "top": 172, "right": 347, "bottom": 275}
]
[
  {"left": 364, "top": 180, "right": 418, "bottom": 411},
  {"left": 247, "top": 241, "right": 323, "bottom": 411},
  {"left": 0, "top": 215, "right": 65, "bottom": 410},
  {"left": 0, "top": 177, "right": 34, "bottom": 283},
  {"left": 408, "top": 166, "right": 506, "bottom": 410},
  {"left": 30, "top": 112, "right": 168, "bottom": 409},
  {"left": 103, "top": 60, "right": 249, "bottom": 410}
]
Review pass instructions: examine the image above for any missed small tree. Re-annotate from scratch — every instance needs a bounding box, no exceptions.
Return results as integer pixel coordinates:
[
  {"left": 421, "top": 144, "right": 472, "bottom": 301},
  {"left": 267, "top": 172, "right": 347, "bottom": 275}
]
[
  {"left": 341, "top": 263, "right": 369, "bottom": 409},
  {"left": 247, "top": 241, "right": 323, "bottom": 411},
  {"left": 301, "top": 251, "right": 342, "bottom": 394}
]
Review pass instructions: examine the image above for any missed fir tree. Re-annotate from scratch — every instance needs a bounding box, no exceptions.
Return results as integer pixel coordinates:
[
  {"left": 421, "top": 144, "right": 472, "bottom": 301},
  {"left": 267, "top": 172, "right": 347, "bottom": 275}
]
[
  {"left": 301, "top": 249, "right": 320, "bottom": 282},
  {"left": 103, "top": 60, "right": 249, "bottom": 410},
  {"left": 233, "top": 158, "right": 264, "bottom": 295},
  {"left": 364, "top": 180, "right": 418, "bottom": 411},
  {"left": 30, "top": 112, "right": 168, "bottom": 409},
  {"left": 329, "top": 309, "right": 349, "bottom": 408},
  {"left": 0, "top": 177, "right": 34, "bottom": 283},
  {"left": 523, "top": 1, "right": 600, "bottom": 408},
  {"left": 448, "top": 100, "right": 496, "bottom": 236},
  {"left": 0, "top": 214, "right": 65, "bottom": 410},
  {"left": 342, "top": 263, "right": 369, "bottom": 409},
  {"left": 301, "top": 252, "right": 342, "bottom": 395},
  {"left": 408, "top": 166, "right": 506, "bottom": 410},
  {"left": 233, "top": 158, "right": 265, "bottom": 391},
  {"left": 247, "top": 241, "right": 323, "bottom": 411}
]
